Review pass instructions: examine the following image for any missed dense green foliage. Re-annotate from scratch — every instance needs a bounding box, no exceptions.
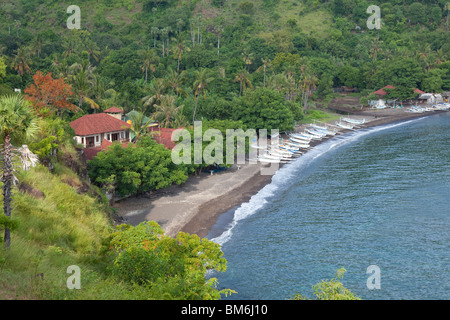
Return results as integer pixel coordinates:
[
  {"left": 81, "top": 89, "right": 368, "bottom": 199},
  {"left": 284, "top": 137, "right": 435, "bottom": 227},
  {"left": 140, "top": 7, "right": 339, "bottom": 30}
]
[
  {"left": 88, "top": 135, "right": 189, "bottom": 197},
  {"left": 107, "top": 221, "right": 234, "bottom": 299},
  {"left": 291, "top": 267, "right": 361, "bottom": 300},
  {"left": 0, "top": 0, "right": 448, "bottom": 118}
]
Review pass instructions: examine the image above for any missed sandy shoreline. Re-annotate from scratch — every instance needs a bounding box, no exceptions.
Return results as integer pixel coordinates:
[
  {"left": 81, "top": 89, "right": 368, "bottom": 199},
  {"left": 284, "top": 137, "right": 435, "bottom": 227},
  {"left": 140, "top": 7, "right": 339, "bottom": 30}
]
[{"left": 113, "top": 107, "right": 448, "bottom": 238}]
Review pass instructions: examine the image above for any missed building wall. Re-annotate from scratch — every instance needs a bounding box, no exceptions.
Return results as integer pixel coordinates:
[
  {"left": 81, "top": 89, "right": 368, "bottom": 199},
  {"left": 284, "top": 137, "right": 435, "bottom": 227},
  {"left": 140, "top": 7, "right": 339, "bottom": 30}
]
[{"left": 75, "top": 130, "right": 130, "bottom": 148}]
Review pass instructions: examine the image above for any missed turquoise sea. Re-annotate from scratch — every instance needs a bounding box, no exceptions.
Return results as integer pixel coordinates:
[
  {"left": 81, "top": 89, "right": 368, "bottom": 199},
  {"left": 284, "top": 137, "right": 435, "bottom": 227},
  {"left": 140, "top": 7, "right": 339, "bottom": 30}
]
[{"left": 208, "top": 112, "right": 450, "bottom": 300}]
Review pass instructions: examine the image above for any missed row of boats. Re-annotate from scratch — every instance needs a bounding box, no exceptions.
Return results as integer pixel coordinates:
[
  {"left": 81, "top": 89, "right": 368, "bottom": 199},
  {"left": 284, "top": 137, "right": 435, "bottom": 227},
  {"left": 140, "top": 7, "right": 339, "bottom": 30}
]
[
  {"left": 252, "top": 117, "right": 366, "bottom": 164},
  {"left": 406, "top": 103, "right": 450, "bottom": 113}
]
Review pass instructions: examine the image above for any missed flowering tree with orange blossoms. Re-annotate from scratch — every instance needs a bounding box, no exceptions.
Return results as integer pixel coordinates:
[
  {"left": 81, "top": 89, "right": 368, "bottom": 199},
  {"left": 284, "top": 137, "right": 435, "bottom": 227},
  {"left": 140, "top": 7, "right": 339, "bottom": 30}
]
[{"left": 24, "top": 71, "right": 79, "bottom": 117}]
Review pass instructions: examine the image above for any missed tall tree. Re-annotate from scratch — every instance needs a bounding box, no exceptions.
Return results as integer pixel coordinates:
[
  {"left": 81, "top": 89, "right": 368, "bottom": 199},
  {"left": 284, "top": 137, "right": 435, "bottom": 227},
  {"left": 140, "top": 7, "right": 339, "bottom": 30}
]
[
  {"left": 299, "top": 66, "right": 318, "bottom": 113},
  {"left": 138, "top": 47, "right": 158, "bottom": 85},
  {"left": 215, "top": 25, "right": 224, "bottom": 56},
  {"left": 192, "top": 68, "right": 214, "bottom": 123},
  {"left": 0, "top": 95, "right": 37, "bottom": 249},
  {"left": 127, "top": 110, "right": 154, "bottom": 142},
  {"left": 173, "top": 37, "right": 189, "bottom": 72},
  {"left": 12, "top": 47, "right": 32, "bottom": 76},
  {"left": 141, "top": 78, "right": 167, "bottom": 111},
  {"left": 70, "top": 61, "right": 94, "bottom": 108},
  {"left": 150, "top": 27, "right": 160, "bottom": 48},
  {"left": 233, "top": 69, "right": 253, "bottom": 96},
  {"left": 24, "top": 71, "right": 78, "bottom": 116},
  {"left": 165, "top": 68, "right": 187, "bottom": 97},
  {"left": 153, "top": 95, "right": 183, "bottom": 128},
  {"left": 256, "top": 58, "right": 271, "bottom": 87},
  {"left": 241, "top": 48, "right": 254, "bottom": 71}
]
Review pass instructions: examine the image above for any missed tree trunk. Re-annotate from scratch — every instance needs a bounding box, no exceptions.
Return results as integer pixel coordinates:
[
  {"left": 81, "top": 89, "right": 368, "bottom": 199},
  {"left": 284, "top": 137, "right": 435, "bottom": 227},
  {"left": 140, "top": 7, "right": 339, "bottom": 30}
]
[
  {"left": 177, "top": 55, "right": 180, "bottom": 72},
  {"left": 2, "top": 135, "right": 13, "bottom": 249},
  {"left": 167, "top": 38, "right": 169, "bottom": 57},
  {"left": 303, "top": 90, "right": 308, "bottom": 114},
  {"left": 145, "top": 66, "right": 148, "bottom": 85},
  {"left": 193, "top": 93, "right": 200, "bottom": 123},
  {"left": 263, "top": 68, "right": 266, "bottom": 87},
  {"left": 217, "top": 35, "right": 220, "bottom": 56}
]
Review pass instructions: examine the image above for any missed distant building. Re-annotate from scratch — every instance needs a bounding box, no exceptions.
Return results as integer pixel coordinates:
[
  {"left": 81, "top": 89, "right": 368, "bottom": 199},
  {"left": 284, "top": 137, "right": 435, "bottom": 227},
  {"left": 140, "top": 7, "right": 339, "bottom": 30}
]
[
  {"left": 103, "top": 106, "right": 124, "bottom": 120},
  {"left": 70, "top": 108, "right": 182, "bottom": 160},
  {"left": 70, "top": 111, "right": 131, "bottom": 149},
  {"left": 373, "top": 85, "right": 424, "bottom": 99}
]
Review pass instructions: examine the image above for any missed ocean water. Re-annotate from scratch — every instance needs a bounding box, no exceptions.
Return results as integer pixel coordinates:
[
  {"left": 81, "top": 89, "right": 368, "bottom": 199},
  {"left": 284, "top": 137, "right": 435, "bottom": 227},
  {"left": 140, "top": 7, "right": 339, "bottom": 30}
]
[{"left": 208, "top": 112, "right": 450, "bottom": 300}]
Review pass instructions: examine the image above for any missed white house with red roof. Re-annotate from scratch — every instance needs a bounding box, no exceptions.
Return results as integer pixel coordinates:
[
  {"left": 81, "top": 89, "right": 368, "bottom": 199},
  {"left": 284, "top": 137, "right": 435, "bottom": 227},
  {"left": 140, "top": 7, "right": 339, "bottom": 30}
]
[{"left": 70, "top": 108, "right": 131, "bottom": 149}]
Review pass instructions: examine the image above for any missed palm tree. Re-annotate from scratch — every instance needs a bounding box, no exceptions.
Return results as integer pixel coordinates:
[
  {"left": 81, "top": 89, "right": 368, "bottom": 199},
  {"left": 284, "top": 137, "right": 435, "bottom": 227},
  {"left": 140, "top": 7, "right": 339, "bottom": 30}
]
[
  {"left": 165, "top": 68, "right": 188, "bottom": 97},
  {"left": 299, "top": 66, "right": 318, "bottom": 114},
  {"left": 215, "top": 25, "right": 224, "bottom": 56},
  {"left": 268, "top": 73, "right": 290, "bottom": 94},
  {"left": 70, "top": 61, "right": 94, "bottom": 108},
  {"left": 52, "top": 56, "right": 70, "bottom": 80},
  {"left": 153, "top": 95, "right": 183, "bottom": 128},
  {"left": 233, "top": 69, "right": 253, "bottom": 96},
  {"left": 0, "top": 95, "right": 37, "bottom": 249},
  {"left": 141, "top": 78, "right": 167, "bottom": 111},
  {"left": 85, "top": 40, "right": 101, "bottom": 65},
  {"left": 369, "top": 36, "right": 383, "bottom": 61},
  {"left": 127, "top": 110, "right": 154, "bottom": 142},
  {"left": 31, "top": 35, "right": 44, "bottom": 58},
  {"left": 160, "top": 27, "right": 170, "bottom": 57},
  {"left": 192, "top": 68, "right": 214, "bottom": 123},
  {"left": 91, "top": 74, "right": 108, "bottom": 109},
  {"left": 241, "top": 48, "right": 254, "bottom": 71},
  {"left": 138, "top": 47, "right": 158, "bottom": 85},
  {"left": 256, "top": 58, "right": 271, "bottom": 87},
  {"left": 173, "top": 37, "right": 190, "bottom": 72},
  {"left": 12, "top": 47, "right": 32, "bottom": 76},
  {"left": 62, "top": 36, "right": 79, "bottom": 57},
  {"left": 150, "top": 27, "right": 159, "bottom": 48}
]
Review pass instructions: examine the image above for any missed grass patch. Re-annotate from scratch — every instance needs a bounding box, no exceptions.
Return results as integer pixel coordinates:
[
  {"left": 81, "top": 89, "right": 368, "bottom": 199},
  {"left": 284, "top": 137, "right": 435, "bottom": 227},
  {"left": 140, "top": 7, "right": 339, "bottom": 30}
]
[
  {"left": 300, "top": 109, "right": 341, "bottom": 124},
  {"left": 0, "top": 163, "right": 122, "bottom": 299}
]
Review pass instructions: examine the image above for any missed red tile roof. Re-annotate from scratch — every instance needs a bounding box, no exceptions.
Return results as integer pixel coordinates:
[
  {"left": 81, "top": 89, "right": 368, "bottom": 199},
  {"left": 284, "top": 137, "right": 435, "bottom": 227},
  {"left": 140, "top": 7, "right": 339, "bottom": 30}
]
[
  {"left": 103, "top": 107, "right": 123, "bottom": 113},
  {"left": 374, "top": 86, "right": 425, "bottom": 96},
  {"left": 150, "top": 127, "right": 184, "bottom": 150},
  {"left": 374, "top": 85, "right": 395, "bottom": 96},
  {"left": 70, "top": 113, "right": 130, "bottom": 136}
]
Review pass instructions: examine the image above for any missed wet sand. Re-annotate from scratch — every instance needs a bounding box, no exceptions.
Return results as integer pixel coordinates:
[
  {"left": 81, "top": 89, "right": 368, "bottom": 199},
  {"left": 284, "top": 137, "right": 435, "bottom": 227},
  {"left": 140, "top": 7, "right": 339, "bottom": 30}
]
[{"left": 113, "top": 107, "right": 448, "bottom": 238}]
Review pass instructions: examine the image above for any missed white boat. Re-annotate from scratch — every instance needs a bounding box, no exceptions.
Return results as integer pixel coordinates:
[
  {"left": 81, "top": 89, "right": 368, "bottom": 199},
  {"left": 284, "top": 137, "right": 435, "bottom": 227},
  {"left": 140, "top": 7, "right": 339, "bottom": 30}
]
[
  {"left": 288, "top": 142, "right": 310, "bottom": 149},
  {"left": 342, "top": 117, "right": 365, "bottom": 125},
  {"left": 289, "top": 133, "right": 311, "bottom": 141},
  {"left": 280, "top": 144, "right": 299, "bottom": 151},
  {"left": 336, "top": 121, "right": 354, "bottom": 129},
  {"left": 310, "top": 124, "right": 337, "bottom": 136},
  {"left": 305, "top": 128, "right": 326, "bottom": 138},
  {"left": 288, "top": 138, "right": 311, "bottom": 147},
  {"left": 406, "top": 106, "right": 424, "bottom": 113},
  {"left": 258, "top": 157, "right": 280, "bottom": 163},
  {"left": 286, "top": 141, "right": 310, "bottom": 149}
]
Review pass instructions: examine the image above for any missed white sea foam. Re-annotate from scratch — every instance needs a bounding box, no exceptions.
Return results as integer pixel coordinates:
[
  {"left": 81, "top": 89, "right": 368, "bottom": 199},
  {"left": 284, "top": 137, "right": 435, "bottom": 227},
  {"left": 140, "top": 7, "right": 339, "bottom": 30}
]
[{"left": 210, "top": 117, "right": 426, "bottom": 246}]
